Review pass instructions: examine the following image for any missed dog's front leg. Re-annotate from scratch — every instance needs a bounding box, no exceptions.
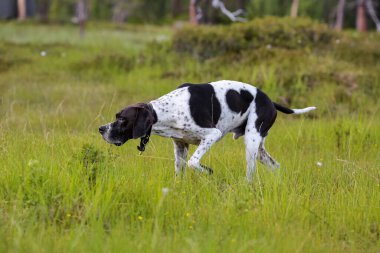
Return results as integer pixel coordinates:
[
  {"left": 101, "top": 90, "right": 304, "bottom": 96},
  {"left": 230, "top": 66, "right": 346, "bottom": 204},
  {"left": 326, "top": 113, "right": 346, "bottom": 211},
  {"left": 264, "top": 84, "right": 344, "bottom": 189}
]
[
  {"left": 187, "top": 129, "right": 222, "bottom": 175},
  {"left": 173, "top": 140, "right": 189, "bottom": 176}
]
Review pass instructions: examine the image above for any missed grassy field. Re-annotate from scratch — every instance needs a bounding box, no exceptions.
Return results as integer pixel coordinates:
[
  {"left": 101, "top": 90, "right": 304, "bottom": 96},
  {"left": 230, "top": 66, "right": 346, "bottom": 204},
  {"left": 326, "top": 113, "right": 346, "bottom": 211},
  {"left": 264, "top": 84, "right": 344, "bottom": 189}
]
[{"left": 0, "top": 22, "right": 379, "bottom": 252}]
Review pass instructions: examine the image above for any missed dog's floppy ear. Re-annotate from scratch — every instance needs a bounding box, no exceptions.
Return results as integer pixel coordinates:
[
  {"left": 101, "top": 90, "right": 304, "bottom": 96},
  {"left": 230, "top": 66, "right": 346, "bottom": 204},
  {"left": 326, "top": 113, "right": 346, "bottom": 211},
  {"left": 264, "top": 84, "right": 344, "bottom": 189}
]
[{"left": 132, "top": 104, "right": 154, "bottom": 139}]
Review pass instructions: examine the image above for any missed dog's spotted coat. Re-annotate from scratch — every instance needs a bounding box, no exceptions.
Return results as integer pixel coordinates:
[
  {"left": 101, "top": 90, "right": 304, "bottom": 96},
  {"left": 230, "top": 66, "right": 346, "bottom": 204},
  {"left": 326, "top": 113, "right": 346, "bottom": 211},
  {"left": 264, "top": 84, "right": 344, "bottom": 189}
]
[{"left": 99, "top": 80, "right": 316, "bottom": 181}]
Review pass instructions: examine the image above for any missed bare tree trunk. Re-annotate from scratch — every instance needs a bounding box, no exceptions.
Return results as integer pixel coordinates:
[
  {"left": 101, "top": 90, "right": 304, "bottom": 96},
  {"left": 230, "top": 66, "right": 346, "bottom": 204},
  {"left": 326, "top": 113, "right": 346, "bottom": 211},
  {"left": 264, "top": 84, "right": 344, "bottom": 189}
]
[
  {"left": 17, "top": 0, "right": 26, "bottom": 20},
  {"left": 190, "top": 0, "right": 246, "bottom": 24},
  {"left": 77, "top": 0, "right": 87, "bottom": 37},
  {"left": 335, "top": 0, "right": 346, "bottom": 31},
  {"left": 290, "top": 0, "right": 300, "bottom": 18},
  {"left": 211, "top": 0, "right": 246, "bottom": 22},
  {"left": 366, "top": 0, "right": 380, "bottom": 32},
  {"left": 189, "top": 0, "right": 198, "bottom": 25},
  {"left": 189, "top": 0, "right": 199, "bottom": 25},
  {"left": 356, "top": 0, "right": 367, "bottom": 31}
]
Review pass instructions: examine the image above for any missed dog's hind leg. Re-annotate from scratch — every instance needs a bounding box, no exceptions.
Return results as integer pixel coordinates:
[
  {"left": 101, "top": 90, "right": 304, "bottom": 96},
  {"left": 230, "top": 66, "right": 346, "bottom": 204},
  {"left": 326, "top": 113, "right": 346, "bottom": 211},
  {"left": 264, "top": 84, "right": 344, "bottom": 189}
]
[
  {"left": 173, "top": 140, "right": 189, "bottom": 176},
  {"left": 258, "top": 138, "right": 280, "bottom": 170},
  {"left": 244, "top": 129, "right": 262, "bottom": 182},
  {"left": 245, "top": 89, "right": 278, "bottom": 181},
  {"left": 187, "top": 128, "right": 222, "bottom": 175}
]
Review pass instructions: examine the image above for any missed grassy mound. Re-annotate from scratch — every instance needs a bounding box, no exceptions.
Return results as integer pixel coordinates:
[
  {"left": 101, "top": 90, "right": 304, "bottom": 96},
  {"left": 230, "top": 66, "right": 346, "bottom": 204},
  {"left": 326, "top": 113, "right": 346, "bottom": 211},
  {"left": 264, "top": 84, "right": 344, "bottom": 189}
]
[{"left": 173, "top": 17, "right": 336, "bottom": 59}]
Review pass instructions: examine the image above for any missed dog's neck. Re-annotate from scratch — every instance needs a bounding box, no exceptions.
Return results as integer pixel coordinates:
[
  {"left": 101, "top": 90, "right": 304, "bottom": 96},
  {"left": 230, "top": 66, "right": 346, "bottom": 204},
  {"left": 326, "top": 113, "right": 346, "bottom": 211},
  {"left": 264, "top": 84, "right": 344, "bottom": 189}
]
[
  {"left": 133, "top": 102, "right": 158, "bottom": 125},
  {"left": 146, "top": 102, "right": 158, "bottom": 124},
  {"left": 136, "top": 102, "right": 157, "bottom": 153}
]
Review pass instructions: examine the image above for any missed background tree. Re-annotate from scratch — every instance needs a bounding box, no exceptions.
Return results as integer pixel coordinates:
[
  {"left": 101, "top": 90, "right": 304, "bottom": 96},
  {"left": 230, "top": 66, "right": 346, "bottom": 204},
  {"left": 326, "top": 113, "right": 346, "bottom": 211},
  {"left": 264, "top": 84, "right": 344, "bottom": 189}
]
[
  {"left": 211, "top": 0, "right": 246, "bottom": 22},
  {"left": 10, "top": 0, "right": 380, "bottom": 32},
  {"left": 335, "top": 0, "right": 346, "bottom": 31},
  {"left": 366, "top": 0, "right": 380, "bottom": 32},
  {"left": 17, "top": 0, "right": 26, "bottom": 20},
  {"left": 189, "top": 0, "right": 200, "bottom": 25},
  {"left": 290, "top": 0, "right": 300, "bottom": 17},
  {"left": 356, "top": 0, "right": 367, "bottom": 31},
  {"left": 189, "top": 0, "right": 247, "bottom": 24},
  {"left": 76, "top": 0, "right": 87, "bottom": 37}
]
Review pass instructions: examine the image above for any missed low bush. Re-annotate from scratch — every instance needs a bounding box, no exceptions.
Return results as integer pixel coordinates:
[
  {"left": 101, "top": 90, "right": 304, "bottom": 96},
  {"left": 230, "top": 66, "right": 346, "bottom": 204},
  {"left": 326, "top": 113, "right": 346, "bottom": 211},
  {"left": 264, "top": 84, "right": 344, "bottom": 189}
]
[{"left": 173, "top": 17, "right": 337, "bottom": 60}]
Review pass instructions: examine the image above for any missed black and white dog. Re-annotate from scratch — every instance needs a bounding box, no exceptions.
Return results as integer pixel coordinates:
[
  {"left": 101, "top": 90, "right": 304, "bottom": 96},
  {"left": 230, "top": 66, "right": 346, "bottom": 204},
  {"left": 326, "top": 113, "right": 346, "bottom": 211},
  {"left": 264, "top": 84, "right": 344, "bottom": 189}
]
[{"left": 99, "top": 80, "right": 316, "bottom": 181}]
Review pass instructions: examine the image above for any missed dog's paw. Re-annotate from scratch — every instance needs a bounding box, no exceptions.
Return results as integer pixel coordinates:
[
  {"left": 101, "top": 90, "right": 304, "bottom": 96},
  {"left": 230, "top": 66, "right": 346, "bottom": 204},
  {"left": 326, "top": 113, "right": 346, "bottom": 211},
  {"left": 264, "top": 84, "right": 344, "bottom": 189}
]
[
  {"left": 187, "top": 160, "right": 213, "bottom": 174},
  {"left": 232, "top": 132, "right": 243, "bottom": 140},
  {"left": 200, "top": 164, "right": 214, "bottom": 175}
]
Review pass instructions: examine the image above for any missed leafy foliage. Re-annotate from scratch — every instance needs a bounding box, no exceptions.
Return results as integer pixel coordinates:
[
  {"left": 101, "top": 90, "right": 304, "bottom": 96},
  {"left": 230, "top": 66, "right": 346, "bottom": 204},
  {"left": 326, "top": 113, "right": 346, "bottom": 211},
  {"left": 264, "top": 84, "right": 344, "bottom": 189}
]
[
  {"left": 173, "top": 17, "right": 336, "bottom": 60},
  {"left": 80, "top": 143, "right": 105, "bottom": 186}
]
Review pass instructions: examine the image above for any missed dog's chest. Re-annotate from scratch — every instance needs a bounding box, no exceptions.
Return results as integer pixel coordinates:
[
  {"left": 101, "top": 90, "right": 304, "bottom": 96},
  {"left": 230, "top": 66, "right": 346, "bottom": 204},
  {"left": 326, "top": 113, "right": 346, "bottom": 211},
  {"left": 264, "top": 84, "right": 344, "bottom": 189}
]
[
  {"left": 151, "top": 126, "right": 202, "bottom": 144},
  {"left": 150, "top": 89, "right": 201, "bottom": 142}
]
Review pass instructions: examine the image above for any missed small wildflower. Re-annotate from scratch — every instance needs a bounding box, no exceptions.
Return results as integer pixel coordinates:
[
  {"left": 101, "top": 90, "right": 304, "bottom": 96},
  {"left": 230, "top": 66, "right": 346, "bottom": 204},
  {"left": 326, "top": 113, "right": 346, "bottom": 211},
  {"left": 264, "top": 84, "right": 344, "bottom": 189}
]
[
  {"left": 28, "top": 160, "right": 39, "bottom": 167},
  {"left": 138, "top": 216, "right": 143, "bottom": 220},
  {"left": 185, "top": 212, "right": 191, "bottom": 217},
  {"left": 162, "top": 187, "right": 169, "bottom": 196},
  {"left": 316, "top": 161, "right": 323, "bottom": 167},
  {"left": 40, "top": 51, "right": 47, "bottom": 57}
]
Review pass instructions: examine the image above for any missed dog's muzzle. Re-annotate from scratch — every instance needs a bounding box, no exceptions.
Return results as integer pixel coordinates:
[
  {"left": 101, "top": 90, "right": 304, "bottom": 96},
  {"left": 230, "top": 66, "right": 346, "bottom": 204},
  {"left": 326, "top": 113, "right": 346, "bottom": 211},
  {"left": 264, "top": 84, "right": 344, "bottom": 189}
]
[
  {"left": 99, "top": 124, "right": 122, "bottom": 146},
  {"left": 99, "top": 125, "right": 107, "bottom": 135}
]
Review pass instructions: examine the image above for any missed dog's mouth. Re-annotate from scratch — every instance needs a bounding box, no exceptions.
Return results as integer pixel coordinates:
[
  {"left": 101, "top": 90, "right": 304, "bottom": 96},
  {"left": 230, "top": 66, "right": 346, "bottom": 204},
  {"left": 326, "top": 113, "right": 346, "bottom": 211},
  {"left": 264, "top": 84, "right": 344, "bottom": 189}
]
[{"left": 100, "top": 134, "right": 124, "bottom": 146}]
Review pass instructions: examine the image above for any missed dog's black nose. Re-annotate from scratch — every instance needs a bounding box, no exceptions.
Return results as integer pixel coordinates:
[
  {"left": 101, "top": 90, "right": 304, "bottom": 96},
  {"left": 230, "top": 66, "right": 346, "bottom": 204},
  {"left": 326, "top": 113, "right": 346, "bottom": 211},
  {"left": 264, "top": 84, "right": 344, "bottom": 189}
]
[{"left": 99, "top": 126, "right": 107, "bottom": 134}]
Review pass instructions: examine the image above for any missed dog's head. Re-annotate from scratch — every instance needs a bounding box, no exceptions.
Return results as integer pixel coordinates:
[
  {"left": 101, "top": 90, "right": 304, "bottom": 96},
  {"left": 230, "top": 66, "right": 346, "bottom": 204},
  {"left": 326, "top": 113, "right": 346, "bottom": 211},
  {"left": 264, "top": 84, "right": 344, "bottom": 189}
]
[{"left": 99, "top": 103, "right": 155, "bottom": 146}]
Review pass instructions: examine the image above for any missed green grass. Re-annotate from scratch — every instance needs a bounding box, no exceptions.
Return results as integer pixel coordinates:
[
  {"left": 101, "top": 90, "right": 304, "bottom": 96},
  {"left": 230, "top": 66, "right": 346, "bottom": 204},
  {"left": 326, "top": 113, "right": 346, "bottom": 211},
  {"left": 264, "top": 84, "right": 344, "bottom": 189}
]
[{"left": 0, "top": 22, "right": 379, "bottom": 252}]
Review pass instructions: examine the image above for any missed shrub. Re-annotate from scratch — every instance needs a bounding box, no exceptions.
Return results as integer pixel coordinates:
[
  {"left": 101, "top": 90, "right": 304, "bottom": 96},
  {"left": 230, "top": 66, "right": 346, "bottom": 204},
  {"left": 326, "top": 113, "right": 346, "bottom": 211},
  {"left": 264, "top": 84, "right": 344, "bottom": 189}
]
[
  {"left": 80, "top": 143, "right": 105, "bottom": 187},
  {"left": 173, "top": 17, "right": 337, "bottom": 60}
]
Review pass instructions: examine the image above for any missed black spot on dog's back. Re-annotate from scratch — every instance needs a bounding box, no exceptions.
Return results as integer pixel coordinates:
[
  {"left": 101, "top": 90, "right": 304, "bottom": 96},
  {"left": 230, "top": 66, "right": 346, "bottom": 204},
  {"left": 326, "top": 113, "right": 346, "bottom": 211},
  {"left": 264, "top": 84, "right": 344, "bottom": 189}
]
[
  {"left": 177, "top": 83, "right": 193, "bottom": 89},
  {"left": 187, "top": 83, "right": 221, "bottom": 128},
  {"left": 255, "top": 89, "right": 277, "bottom": 137},
  {"left": 226, "top": 89, "right": 253, "bottom": 115}
]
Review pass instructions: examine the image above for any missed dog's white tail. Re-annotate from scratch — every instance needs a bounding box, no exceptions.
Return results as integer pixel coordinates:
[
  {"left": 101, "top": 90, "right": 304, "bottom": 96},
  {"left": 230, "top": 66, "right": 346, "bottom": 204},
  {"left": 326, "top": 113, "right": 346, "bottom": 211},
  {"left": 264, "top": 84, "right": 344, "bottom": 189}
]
[
  {"left": 273, "top": 102, "right": 316, "bottom": 115},
  {"left": 292, "top": 106, "right": 317, "bottom": 114}
]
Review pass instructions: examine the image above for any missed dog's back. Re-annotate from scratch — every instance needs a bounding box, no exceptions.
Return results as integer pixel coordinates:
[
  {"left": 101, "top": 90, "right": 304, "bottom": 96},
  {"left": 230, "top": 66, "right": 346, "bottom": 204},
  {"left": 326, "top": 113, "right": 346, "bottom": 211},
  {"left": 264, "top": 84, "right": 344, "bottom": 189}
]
[{"left": 151, "top": 80, "right": 261, "bottom": 139}]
